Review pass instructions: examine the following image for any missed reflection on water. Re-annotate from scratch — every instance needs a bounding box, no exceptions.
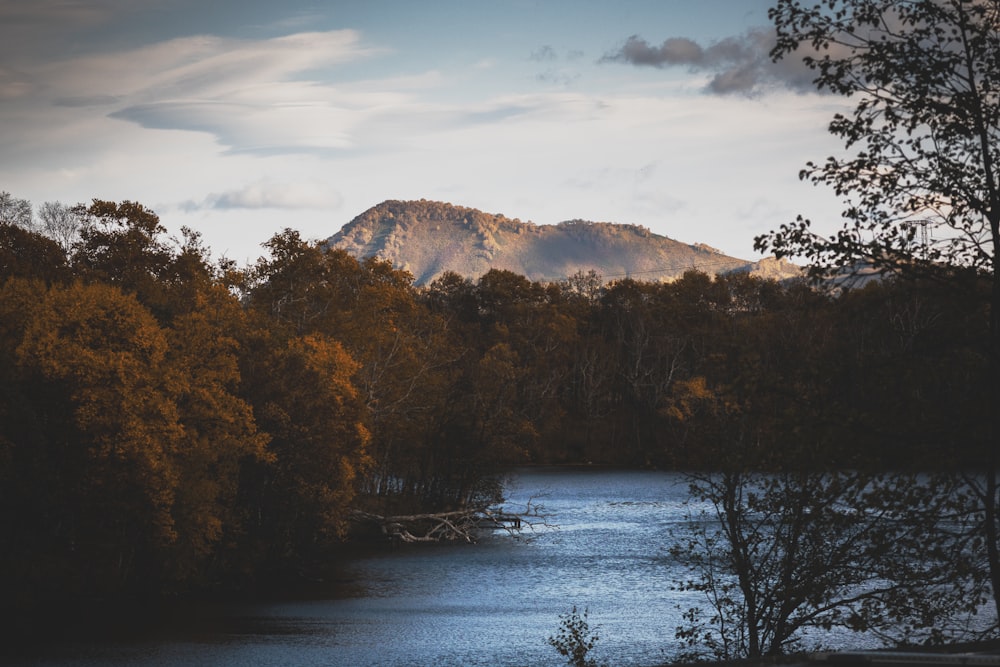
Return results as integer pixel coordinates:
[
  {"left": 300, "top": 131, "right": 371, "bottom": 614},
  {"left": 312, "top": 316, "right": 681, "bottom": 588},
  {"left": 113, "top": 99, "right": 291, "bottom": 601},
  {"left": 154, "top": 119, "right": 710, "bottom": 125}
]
[{"left": 6, "top": 469, "right": 792, "bottom": 666}]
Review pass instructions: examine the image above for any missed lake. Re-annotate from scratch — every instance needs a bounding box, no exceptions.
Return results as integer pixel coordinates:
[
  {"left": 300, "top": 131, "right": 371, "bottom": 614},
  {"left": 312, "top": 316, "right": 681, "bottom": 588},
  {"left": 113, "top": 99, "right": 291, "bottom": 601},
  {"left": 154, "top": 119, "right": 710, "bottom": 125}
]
[{"left": 8, "top": 468, "right": 871, "bottom": 667}]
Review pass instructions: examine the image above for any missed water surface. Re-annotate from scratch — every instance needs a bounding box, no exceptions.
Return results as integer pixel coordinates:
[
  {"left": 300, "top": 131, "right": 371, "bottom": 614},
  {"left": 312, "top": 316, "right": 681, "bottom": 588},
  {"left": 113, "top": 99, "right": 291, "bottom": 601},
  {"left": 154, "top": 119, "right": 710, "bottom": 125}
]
[{"left": 7, "top": 469, "right": 773, "bottom": 666}]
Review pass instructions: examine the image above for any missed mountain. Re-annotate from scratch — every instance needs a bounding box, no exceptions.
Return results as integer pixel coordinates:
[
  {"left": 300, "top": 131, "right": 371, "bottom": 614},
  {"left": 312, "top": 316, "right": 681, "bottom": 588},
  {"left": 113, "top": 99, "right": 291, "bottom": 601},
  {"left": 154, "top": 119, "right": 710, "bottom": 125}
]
[{"left": 327, "top": 200, "right": 801, "bottom": 285}]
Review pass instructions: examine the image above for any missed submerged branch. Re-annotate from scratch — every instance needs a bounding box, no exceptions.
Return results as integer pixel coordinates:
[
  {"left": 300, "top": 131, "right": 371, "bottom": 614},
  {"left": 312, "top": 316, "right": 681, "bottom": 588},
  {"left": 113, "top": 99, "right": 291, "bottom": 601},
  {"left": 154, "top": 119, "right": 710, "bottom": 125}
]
[{"left": 349, "top": 495, "right": 553, "bottom": 545}]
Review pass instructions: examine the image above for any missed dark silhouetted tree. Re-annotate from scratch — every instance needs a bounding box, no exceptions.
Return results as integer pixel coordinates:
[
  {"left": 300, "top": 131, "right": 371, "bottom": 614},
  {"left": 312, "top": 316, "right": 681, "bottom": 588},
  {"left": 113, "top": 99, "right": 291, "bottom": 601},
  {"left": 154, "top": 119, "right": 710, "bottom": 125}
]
[{"left": 756, "top": 0, "right": 1000, "bottom": 622}]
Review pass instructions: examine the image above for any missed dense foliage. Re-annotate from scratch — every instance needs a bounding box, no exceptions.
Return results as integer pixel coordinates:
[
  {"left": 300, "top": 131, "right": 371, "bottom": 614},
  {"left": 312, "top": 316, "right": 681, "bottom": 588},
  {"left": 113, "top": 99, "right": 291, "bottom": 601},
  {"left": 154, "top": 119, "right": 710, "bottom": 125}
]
[{"left": 0, "top": 195, "right": 992, "bottom": 631}]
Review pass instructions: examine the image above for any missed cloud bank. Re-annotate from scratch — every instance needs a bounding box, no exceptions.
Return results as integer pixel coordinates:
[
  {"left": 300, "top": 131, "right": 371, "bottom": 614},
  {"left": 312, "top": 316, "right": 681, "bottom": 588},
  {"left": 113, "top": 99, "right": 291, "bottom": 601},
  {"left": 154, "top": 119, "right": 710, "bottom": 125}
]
[{"left": 602, "top": 29, "right": 816, "bottom": 95}]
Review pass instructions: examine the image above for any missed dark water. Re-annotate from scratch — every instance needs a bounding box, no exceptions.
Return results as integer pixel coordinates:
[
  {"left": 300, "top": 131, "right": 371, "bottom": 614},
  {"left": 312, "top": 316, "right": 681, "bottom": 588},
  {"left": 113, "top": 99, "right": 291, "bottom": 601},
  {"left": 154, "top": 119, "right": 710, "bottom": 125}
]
[{"left": 4, "top": 468, "right": 838, "bottom": 666}]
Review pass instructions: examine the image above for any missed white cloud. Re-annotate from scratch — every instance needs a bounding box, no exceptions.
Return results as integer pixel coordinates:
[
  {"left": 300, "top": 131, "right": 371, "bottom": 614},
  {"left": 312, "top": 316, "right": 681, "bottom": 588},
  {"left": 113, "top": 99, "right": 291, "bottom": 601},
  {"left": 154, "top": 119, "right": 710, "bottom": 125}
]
[
  {"left": 2, "top": 29, "right": 382, "bottom": 160},
  {"left": 111, "top": 99, "right": 361, "bottom": 153},
  {"left": 53, "top": 30, "right": 374, "bottom": 100}
]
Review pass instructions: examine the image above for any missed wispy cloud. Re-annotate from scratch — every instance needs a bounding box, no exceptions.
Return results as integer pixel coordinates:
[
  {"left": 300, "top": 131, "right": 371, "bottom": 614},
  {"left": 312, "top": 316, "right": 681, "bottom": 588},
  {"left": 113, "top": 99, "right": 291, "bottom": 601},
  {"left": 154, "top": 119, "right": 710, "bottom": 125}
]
[
  {"left": 110, "top": 98, "right": 359, "bottom": 154},
  {"left": 601, "top": 29, "right": 816, "bottom": 95},
  {"left": 102, "top": 30, "right": 376, "bottom": 142},
  {"left": 179, "top": 180, "right": 343, "bottom": 212},
  {"left": 530, "top": 45, "right": 583, "bottom": 88},
  {"left": 530, "top": 45, "right": 558, "bottom": 62},
  {"left": 7, "top": 29, "right": 383, "bottom": 157},
  {"left": 536, "top": 69, "right": 580, "bottom": 87}
]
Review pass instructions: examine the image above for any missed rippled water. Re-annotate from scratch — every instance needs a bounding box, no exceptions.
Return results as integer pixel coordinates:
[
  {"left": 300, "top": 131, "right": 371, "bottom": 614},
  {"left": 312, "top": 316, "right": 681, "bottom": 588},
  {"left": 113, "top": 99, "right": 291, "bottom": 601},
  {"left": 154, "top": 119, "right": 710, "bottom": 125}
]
[{"left": 6, "top": 469, "right": 805, "bottom": 666}]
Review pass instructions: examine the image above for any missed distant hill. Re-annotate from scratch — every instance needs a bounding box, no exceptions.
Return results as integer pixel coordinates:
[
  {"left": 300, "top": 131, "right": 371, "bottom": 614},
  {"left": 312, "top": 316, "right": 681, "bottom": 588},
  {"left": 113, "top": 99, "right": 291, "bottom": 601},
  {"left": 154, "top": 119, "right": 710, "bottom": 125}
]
[{"left": 327, "top": 200, "right": 801, "bottom": 285}]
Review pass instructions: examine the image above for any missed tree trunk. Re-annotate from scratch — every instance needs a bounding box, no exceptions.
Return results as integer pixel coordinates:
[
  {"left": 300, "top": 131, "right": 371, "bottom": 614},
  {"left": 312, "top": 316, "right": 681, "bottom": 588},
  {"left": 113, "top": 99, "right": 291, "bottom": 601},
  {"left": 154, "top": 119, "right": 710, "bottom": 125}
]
[{"left": 987, "top": 209, "right": 1000, "bottom": 620}]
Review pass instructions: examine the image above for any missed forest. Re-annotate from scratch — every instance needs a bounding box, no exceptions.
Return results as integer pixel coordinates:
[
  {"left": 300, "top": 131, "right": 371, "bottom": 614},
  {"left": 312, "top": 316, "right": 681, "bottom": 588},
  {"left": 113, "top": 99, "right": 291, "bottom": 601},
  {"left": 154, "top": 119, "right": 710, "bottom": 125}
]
[
  {"left": 3, "top": 0, "right": 999, "bottom": 661},
  {"left": 0, "top": 196, "right": 991, "bottom": 619}
]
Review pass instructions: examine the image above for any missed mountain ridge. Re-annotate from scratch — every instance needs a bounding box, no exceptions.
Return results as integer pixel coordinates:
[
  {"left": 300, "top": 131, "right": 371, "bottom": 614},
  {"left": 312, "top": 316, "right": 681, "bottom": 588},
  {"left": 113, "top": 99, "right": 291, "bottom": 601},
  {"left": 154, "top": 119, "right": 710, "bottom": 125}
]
[{"left": 327, "top": 199, "right": 800, "bottom": 284}]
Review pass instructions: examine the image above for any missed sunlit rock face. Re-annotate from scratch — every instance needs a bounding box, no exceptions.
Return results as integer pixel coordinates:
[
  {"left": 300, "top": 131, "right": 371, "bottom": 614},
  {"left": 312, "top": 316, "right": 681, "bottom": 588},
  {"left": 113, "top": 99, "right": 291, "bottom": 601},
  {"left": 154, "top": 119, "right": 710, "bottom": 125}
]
[{"left": 328, "top": 199, "right": 799, "bottom": 285}]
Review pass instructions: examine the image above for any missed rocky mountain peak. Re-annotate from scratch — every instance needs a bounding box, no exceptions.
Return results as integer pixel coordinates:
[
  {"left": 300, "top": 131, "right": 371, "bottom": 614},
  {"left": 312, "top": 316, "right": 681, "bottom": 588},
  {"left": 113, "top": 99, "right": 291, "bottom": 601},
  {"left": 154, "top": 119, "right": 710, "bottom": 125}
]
[{"left": 328, "top": 200, "right": 801, "bottom": 285}]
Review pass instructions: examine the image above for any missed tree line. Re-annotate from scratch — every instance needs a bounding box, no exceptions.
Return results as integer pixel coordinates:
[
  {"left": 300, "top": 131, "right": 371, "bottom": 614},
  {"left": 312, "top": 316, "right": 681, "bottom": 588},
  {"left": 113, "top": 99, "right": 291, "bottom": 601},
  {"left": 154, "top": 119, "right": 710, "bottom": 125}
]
[{"left": 0, "top": 194, "right": 990, "bottom": 612}]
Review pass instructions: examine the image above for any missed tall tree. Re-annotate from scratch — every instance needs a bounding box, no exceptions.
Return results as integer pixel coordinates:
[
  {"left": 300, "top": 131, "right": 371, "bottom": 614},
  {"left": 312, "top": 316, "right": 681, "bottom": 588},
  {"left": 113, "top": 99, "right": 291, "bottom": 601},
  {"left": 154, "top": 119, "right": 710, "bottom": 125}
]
[
  {"left": 755, "top": 0, "right": 1000, "bottom": 619},
  {"left": 238, "top": 331, "right": 370, "bottom": 573},
  {"left": 161, "top": 288, "right": 269, "bottom": 585},
  {"left": 0, "top": 222, "right": 69, "bottom": 283},
  {"left": 11, "top": 281, "right": 183, "bottom": 594},
  {"left": 758, "top": 0, "right": 1000, "bottom": 276},
  {"left": 672, "top": 471, "right": 985, "bottom": 661},
  {"left": 72, "top": 200, "right": 173, "bottom": 316},
  {"left": 37, "top": 201, "right": 84, "bottom": 253},
  {"left": 0, "top": 191, "right": 32, "bottom": 229}
]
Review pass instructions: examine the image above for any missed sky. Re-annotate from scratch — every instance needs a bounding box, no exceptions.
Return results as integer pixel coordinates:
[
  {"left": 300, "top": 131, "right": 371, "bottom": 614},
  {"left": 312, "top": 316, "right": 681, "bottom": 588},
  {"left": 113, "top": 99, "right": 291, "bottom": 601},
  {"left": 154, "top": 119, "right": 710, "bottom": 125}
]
[{"left": 0, "top": 0, "right": 852, "bottom": 266}]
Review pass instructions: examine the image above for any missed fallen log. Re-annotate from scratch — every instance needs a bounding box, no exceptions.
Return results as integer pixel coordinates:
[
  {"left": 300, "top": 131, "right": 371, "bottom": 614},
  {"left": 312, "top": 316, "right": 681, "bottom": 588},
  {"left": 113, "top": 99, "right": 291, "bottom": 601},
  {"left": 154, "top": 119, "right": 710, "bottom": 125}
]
[{"left": 349, "top": 497, "right": 549, "bottom": 545}]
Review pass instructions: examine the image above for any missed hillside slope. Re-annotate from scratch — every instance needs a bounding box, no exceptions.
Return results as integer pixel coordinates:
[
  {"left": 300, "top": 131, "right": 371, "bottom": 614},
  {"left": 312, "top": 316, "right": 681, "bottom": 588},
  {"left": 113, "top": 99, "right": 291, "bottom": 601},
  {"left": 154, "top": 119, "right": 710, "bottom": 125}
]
[{"left": 327, "top": 200, "right": 799, "bottom": 284}]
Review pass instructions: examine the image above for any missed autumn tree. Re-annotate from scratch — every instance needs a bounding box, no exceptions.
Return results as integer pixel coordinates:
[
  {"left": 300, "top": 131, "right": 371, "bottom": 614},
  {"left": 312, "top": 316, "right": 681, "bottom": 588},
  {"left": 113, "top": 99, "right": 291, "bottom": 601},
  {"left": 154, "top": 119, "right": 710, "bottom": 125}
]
[
  {"left": 244, "top": 231, "right": 501, "bottom": 513},
  {"left": 0, "top": 222, "right": 69, "bottom": 283},
  {"left": 6, "top": 281, "right": 183, "bottom": 595},
  {"left": 0, "top": 199, "right": 275, "bottom": 599},
  {"left": 237, "top": 331, "right": 369, "bottom": 574},
  {"left": 158, "top": 267, "right": 270, "bottom": 582},
  {"left": 475, "top": 270, "right": 583, "bottom": 462},
  {"left": 71, "top": 200, "right": 174, "bottom": 317},
  {"left": 425, "top": 271, "right": 480, "bottom": 324},
  {"left": 242, "top": 229, "right": 348, "bottom": 336},
  {"left": 0, "top": 280, "right": 54, "bottom": 606}
]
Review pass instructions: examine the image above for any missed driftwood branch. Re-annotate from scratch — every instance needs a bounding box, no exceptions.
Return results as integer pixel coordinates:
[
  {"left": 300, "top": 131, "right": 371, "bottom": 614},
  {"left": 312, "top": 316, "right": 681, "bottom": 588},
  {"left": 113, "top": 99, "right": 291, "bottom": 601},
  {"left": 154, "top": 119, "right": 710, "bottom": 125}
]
[{"left": 350, "top": 495, "right": 553, "bottom": 545}]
